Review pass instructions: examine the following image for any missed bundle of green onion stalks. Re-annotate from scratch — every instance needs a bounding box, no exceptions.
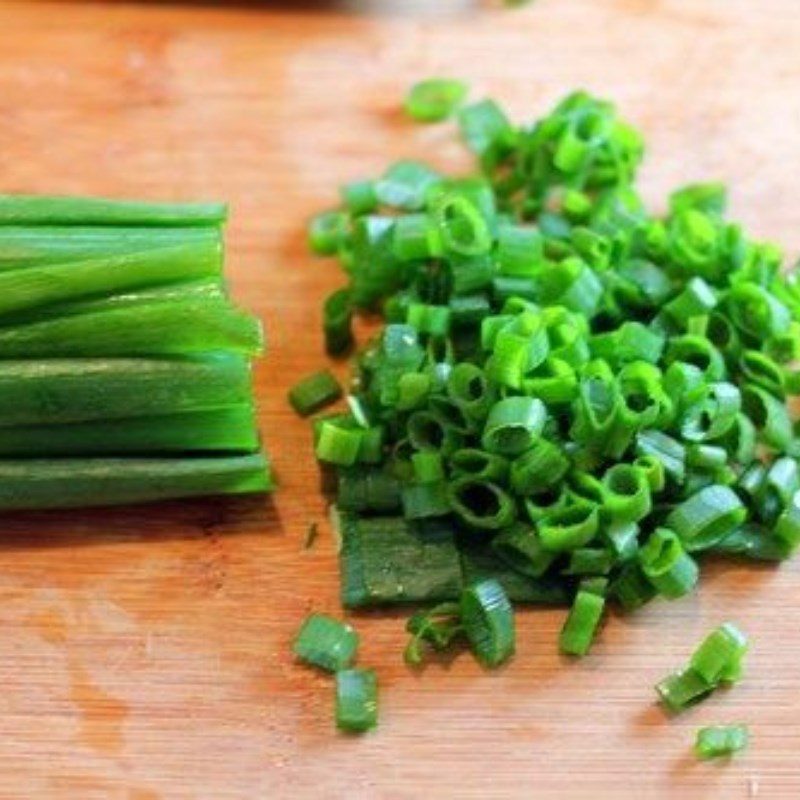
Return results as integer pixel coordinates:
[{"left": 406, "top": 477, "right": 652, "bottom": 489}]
[
  {"left": 306, "top": 88, "right": 800, "bottom": 661},
  {"left": 0, "top": 195, "right": 271, "bottom": 510}
]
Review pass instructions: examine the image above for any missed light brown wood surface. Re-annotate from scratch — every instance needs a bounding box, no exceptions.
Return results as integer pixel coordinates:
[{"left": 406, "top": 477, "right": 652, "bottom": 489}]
[{"left": 0, "top": 1, "right": 799, "bottom": 797}]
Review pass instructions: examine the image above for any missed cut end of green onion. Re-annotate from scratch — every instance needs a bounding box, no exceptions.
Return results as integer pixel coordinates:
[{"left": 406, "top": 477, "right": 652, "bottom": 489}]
[
  {"left": 288, "top": 370, "right": 343, "bottom": 417},
  {"left": 293, "top": 613, "right": 359, "bottom": 673},
  {"left": 460, "top": 578, "right": 515, "bottom": 668},
  {"left": 335, "top": 668, "right": 378, "bottom": 733},
  {"left": 404, "top": 78, "right": 469, "bottom": 124},
  {"left": 694, "top": 724, "right": 749, "bottom": 760}
]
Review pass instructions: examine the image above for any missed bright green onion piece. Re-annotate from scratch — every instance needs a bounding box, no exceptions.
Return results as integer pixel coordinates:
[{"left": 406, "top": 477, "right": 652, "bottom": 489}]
[
  {"left": 288, "top": 370, "right": 343, "bottom": 417},
  {"left": 458, "top": 99, "right": 516, "bottom": 162},
  {"left": 538, "top": 501, "right": 600, "bottom": 552},
  {"left": 482, "top": 397, "right": 546, "bottom": 456},
  {"left": 510, "top": 438, "right": 570, "bottom": 496},
  {"left": 446, "top": 363, "right": 496, "bottom": 422},
  {"left": 0, "top": 297, "right": 262, "bottom": 358},
  {"left": 775, "top": 490, "right": 800, "bottom": 555},
  {"left": 656, "top": 668, "right": 713, "bottom": 713},
  {"left": 565, "top": 548, "right": 615, "bottom": 576},
  {"left": 392, "top": 213, "right": 443, "bottom": 261},
  {"left": 601, "top": 464, "right": 652, "bottom": 522},
  {"left": 694, "top": 724, "right": 749, "bottom": 760},
  {"left": 377, "top": 160, "right": 440, "bottom": 211},
  {"left": 404, "top": 78, "right": 468, "bottom": 123},
  {"left": 638, "top": 528, "right": 699, "bottom": 599},
  {"left": 0, "top": 355, "right": 251, "bottom": 428},
  {"left": 316, "top": 420, "right": 364, "bottom": 466},
  {"left": 611, "top": 562, "right": 656, "bottom": 612},
  {"left": 448, "top": 476, "right": 517, "bottom": 530},
  {"left": 559, "top": 589, "right": 605, "bottom": 657},
  {"left": 635, "top": 430, "right": 686, "bottom": 484},
  {"left": 449, "top": 448, "right": 509, "bottom": 482},
  {"left": 335, "top": 668, "right": 378, "bottom": 733},
  {"left": 293, "top": 613, "right": 359, "bottom": 672},
  {"left": 690, "top": 623, "right": 748, "bottom": 685},
  {"left": 0, "top": 195, "right": 227, "bottom": 227},
  {"left": 666, "top": 485, "right": 747, "bottom": 552},
  {"left": 0, "top": 240, "right": 221, "bottom": 318},
  {"left": 742, "top": 384, "right": 793, "bottom": 451},
  {"left": 460, "top": 579, "right": 515, "bottom": 668},
  {"left": 0, "top": 454, "right": 271, "bottom": 510},
  {"left": 0, "top": 407, "right": 259, "bottom": 456},
  {"left": 633, "top": 454, "right": 666, "bottom": 493},
  {"left": 0, "top": 225, "right": 220, "bottom": 270},
  {"left": 433, "top": 193, "right": 492, "bottom": 257},
  {"left": 309, "top": 211, "right": 347, "bottom": 255},
  {"left": 404, "top": 602, "right": 463, "bottom": 666},
  {"left": 341, "top": 180, "right": 378, "bottom": 215},
  {"left": 680, "top": 382, "right": 741, "bottom": 443}
]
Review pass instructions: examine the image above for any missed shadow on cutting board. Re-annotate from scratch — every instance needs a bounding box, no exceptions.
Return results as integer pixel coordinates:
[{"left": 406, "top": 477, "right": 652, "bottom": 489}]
[{"left": 0, "top": 492, "right": 279, "bottom": 551}]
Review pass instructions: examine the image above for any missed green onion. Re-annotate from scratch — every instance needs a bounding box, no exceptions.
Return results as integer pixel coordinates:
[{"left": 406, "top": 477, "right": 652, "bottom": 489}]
[
  {"left": 404, "top": 602, "right": 463, "bottom": 666},
  {"left": 289, "top": 370, "right": 343, "bottom": 417},
  {"left": 559, "top": 589, "right": 605, "bottom": 656},
  {"left": 305, "top": 86, "right": 800, "bottom": 670},
  {"left": 656, "top": 623, "right": 748, "bottom": 712},
  {"left": 460, "top": 578, "right": 515, "bottom": 668},
  {"left": 0, "top": 297, "right": 262, "bottom": 358},
  {"left": 0, "top": 240, "right": 221, "bottom": 318},
  {"left": 309, "top": 211, "right": 347, "bottom": 255},
  {"left": 666, "top": 485, "right": 747, "bottom": 552},
  {"left": 0, "top": 225, "right": 221, "bottom": 269},
  {"left": 0, "top": 355, "right": 252, "bottom": 427},
  {"left": 404, "top": 78, "right": 468, "bottom": 123},
  {"left": 694, "top": 724, "right": 749, "bottom": 760},
  {"left": 689, "top": 623, "right": 748, "bottom": 684},
  {"left": 638, "top": 528, "right": 699, "bottom": 599},
  {"left": 482, "top": 397, "right": 546, "bottom": 456},
  {"left": 0, "top": 454, "right": 271, "bottom": 510},
  {"left": 656, "top": 668, "right": 713, "bottom": 713},
  {"left": 335, "top": 668, "right": 378, "bottom": 733},
  {"left": 0, "top": 195, "right": 227, "bottom": 226},
  {"left": 293, "top": 613, "right": 359, "bottom": 672},
  {"left": 323, "top": 288, "right": 354, "bottom": 357},
  {"left": 0, "top": 407, "right": 258, "bottom": 456}
]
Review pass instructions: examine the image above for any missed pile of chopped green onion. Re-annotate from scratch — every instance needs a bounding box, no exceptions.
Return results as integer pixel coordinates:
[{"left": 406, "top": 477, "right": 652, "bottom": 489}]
[
  {"left": 0, "top": 195, "right": 271, "bottom": 508},
  {"left": 305, "top": 86, "right": 800, "bottom": 662}
]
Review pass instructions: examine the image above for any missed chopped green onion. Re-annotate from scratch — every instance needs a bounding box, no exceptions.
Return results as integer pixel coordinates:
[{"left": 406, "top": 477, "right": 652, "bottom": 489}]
[
  {"left": 666, "top": 485, "right": 747, "bottom": 552},
  {"left": 559, "top": 589, "right": 605, "bottom": 656},
  {"left": 289, "top": 370, "right": 343, "bottom": 417},
  {"left": 293, "top": 613, "right": 359, "bottom": 672},
  {"left": 405, "top": 78, "right": 468, "bottom": 123},
  {"left": 335, "top": 668, "right": 378, "bottom": 733},
  {"left": 0, "top": 454, "right": 271, "bottom": 510},
  {"left": 656, "top": 668, "right": 713, "bottom": 713},
  {"left": 689, "top": 623, "right": 748, "bottom": 685},
  {"left": 460, "top": 578, "right": 515, "bottom": 668},
  {"left": 694, "top": 724, "right": 749, "bottom": 760},
  {"left": 638, "top": 528, "right": 699, "bottom": 599},
  {"left": 0, "top": 195, "right": 227, "bottom": 227}
]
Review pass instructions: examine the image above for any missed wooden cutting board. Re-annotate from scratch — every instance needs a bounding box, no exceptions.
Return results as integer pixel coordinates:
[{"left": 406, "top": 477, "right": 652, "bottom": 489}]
[{"left": 0, "top": 1, "right": 799, "bottom": 796}]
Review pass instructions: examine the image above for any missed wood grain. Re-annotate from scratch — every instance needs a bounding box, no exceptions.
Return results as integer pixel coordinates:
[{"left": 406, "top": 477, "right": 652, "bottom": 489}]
[{"left": 0, "top": 0, "right": 799, "bottom": 796}]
